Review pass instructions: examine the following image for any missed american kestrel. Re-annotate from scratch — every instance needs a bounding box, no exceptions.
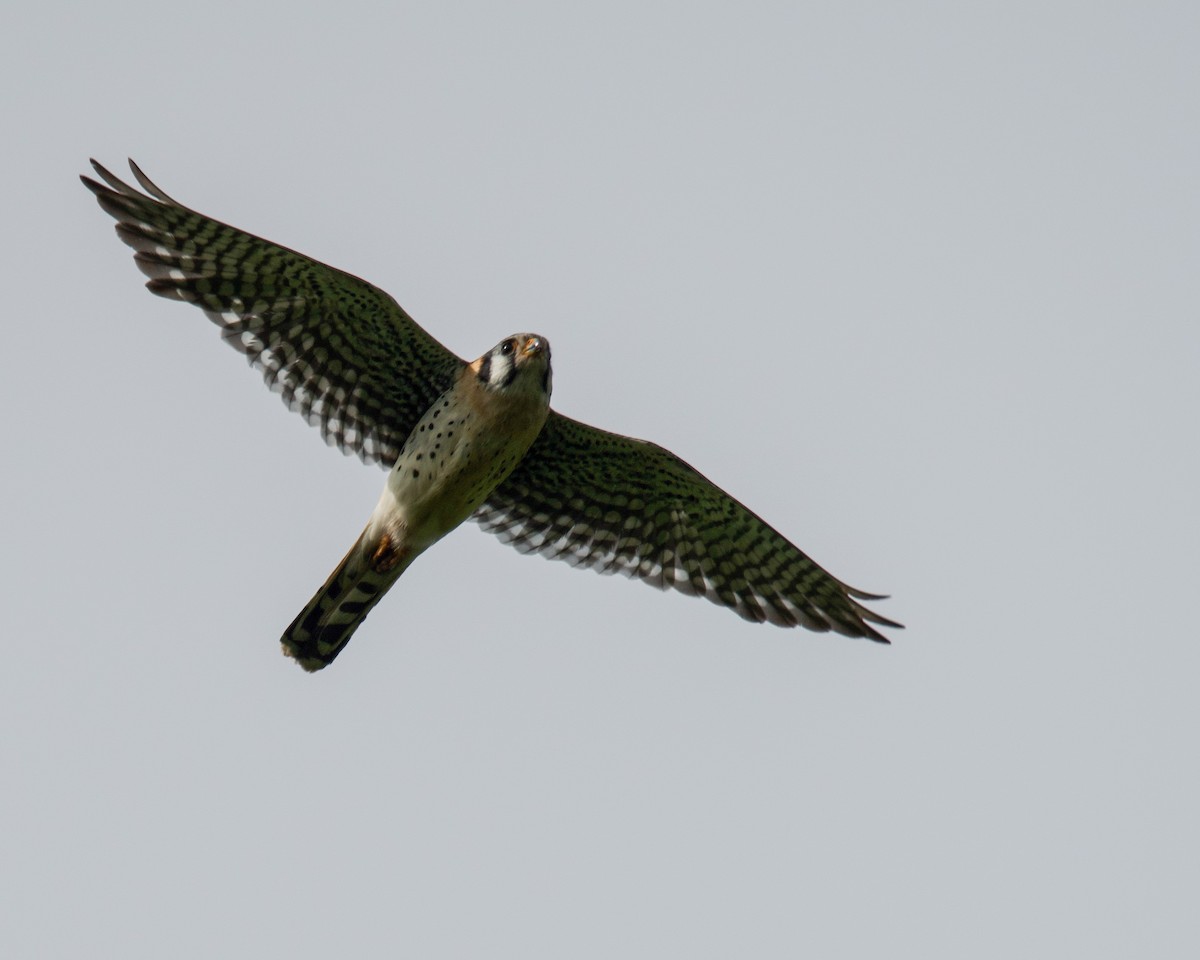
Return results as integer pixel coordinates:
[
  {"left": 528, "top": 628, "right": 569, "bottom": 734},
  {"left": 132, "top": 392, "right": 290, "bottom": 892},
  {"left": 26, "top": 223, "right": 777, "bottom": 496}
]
[{"left": 83, "top": 159, "right": 902, "bottom": 671}]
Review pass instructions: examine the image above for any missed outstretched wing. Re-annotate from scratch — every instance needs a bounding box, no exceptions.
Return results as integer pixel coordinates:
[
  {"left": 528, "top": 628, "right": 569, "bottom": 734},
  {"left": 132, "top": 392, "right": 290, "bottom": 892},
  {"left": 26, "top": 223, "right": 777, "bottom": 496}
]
[
  {"left": 82, "top": 159, "right": 464, "bottom": 466},
  {"left": 475, "top": 413, "right": 901, "bottom": 640}
]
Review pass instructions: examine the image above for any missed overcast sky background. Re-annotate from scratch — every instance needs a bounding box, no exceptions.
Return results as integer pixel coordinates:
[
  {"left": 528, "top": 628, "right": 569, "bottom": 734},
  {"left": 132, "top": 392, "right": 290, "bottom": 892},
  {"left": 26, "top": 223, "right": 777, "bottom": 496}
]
[{"left": 2, "top": 2, "right": 1197, "bottom": 957}]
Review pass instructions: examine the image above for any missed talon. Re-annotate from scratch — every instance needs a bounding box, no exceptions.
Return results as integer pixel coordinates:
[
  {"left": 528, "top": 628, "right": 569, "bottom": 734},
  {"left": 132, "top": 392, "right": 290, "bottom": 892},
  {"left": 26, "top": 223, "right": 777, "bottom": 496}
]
[{"left": 370, "top": 534, "right": 405, "bottom": 573}]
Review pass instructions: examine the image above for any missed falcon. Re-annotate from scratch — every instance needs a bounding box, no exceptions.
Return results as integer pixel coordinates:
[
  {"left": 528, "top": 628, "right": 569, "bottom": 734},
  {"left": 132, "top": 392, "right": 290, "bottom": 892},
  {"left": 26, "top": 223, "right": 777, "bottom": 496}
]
[{"left": 82, "top": 159, "right": 902, "bottom": 671}]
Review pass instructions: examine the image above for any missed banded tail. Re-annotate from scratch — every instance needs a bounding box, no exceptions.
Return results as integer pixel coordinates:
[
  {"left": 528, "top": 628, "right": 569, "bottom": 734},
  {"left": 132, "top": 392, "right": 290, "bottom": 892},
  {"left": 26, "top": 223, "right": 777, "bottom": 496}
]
[{"left": 281, "top": 527, "right": 413, "bottom": 671}]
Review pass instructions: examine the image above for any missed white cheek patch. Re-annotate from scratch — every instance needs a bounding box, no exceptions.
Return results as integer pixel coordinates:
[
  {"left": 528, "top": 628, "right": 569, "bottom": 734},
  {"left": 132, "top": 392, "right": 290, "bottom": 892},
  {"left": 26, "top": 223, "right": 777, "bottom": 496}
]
[{"left": 490, "top": 352, "right": 514, "bottom": 388}]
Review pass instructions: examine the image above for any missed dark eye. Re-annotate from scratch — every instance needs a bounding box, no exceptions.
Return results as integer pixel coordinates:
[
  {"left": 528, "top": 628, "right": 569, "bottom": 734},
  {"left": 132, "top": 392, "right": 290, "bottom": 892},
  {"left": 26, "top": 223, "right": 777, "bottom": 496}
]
[{"left": 500, "top": 340, "right": 515, "bottom": 356}]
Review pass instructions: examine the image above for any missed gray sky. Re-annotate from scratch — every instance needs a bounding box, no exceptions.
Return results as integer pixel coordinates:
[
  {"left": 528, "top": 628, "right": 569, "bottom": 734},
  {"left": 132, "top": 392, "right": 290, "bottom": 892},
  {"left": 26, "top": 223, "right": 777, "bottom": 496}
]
[{"left": 3, "top": 2, "right": 1197, "bottom": 957}]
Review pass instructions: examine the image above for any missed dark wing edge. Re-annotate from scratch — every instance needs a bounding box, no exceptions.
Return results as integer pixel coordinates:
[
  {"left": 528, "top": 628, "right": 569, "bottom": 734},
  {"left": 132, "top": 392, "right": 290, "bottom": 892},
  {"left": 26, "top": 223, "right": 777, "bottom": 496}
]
[
  {"left": 475, "top": 413, "right": 902, "bottom": 642},
  {"left": 82, "top": 159, "right": 465, "bottom": 467}
]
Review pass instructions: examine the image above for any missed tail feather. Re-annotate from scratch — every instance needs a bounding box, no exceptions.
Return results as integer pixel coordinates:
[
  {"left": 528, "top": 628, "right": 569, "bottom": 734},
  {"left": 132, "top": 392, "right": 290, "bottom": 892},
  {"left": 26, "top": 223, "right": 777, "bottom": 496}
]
[{"left": 281, "top": 528, "right": 410, "bottom": 671}]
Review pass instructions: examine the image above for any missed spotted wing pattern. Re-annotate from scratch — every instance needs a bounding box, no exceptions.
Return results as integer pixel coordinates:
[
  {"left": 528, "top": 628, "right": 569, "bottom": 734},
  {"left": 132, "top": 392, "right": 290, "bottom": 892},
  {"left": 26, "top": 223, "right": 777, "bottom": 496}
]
[
  {"left": 81, "top": 160, "right": 464, "bottom": 466},
  {"left": 476, "top": 413, "right": 900, "bottom": 641}
]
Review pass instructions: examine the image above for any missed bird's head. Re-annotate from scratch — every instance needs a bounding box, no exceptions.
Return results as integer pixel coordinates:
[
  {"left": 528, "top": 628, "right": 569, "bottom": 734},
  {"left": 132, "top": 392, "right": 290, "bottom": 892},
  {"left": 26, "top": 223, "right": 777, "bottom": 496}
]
[{"left": 472, "top": 333, "right": 552, "bottom": 399}]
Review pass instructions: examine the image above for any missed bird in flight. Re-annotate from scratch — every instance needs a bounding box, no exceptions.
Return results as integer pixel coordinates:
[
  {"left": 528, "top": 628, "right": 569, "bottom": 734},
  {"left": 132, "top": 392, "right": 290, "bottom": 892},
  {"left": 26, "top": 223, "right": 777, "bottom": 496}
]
[{"left": 82, "top": 159, "right": 901, "bottom": 671}]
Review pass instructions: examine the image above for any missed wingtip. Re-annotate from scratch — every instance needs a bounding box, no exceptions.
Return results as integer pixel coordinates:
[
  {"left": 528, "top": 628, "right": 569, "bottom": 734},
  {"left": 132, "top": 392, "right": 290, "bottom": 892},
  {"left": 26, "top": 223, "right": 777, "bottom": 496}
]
[
  {"left": 82, "top": 159, "right": 108, "bottom": 190},
  {"left": 858, "top": 610, "right": 904, "bottom": 639},
  {"left": 84, "top": 158, "right": 129, "bottom": 195},
  {"left": 127, "top": 157, "right": 176, "bottom": 203}
]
